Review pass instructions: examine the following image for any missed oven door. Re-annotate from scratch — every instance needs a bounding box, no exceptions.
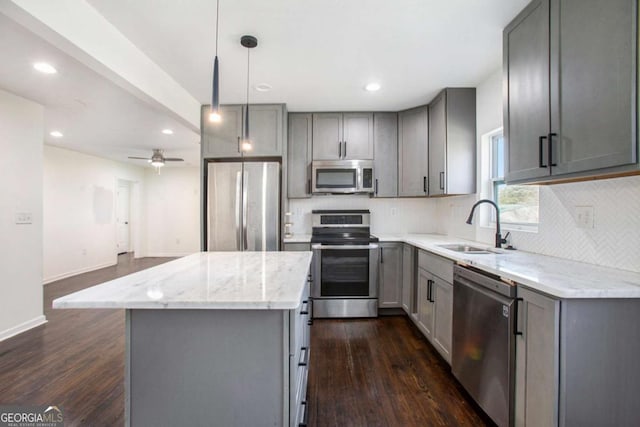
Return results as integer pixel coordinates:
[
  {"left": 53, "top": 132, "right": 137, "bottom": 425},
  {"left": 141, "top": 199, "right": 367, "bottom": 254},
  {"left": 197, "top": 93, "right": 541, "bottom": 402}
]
[{"left": 311, "top": 244, "right": 378, "bottom": 299}]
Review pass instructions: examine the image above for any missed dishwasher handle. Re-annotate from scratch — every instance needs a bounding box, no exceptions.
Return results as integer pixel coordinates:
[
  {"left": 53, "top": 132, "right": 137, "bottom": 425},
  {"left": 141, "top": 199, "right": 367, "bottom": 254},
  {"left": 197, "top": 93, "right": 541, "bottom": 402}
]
[{"left": 514, "top": 297, "right": 524, "bottom": 336}]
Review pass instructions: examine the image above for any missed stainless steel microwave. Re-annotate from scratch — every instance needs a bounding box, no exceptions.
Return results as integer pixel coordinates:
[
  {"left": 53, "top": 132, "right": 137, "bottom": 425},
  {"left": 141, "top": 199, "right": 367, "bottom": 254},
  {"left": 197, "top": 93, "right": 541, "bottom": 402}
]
[{"left": 311, "top": 160, "right": 374, "bottom": 194}]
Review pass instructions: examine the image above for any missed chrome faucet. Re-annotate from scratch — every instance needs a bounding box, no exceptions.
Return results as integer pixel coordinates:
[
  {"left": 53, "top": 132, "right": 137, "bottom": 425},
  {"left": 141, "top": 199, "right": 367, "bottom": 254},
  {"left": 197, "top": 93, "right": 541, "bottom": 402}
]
[{"left": 466, "top": 199, "right": 507, "bottom": 248}]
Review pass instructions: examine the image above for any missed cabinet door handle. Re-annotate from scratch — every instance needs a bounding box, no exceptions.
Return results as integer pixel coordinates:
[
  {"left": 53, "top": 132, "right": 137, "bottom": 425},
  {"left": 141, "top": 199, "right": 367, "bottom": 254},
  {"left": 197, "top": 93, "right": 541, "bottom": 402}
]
[
  {"left": 307, "top": 297, "right": 313, "bottom": 326},
  {"left": 548, "top": 133, "right": 557, "bottom": 167},
  {"left": 380, "top": 248, "right": 384, "bottom": 264},
  {"left": 338, "top": 141, "right": 342, "bottom": 158},
  {"left": 538, "top": 135, "right": 548, "bottom": 168},
  {"left": 299, "top": 401, "right": 308, "bottom": 427},
  {"left": 439, "top": 172, "right": 444, "bottom": 190},
  {"left": 514, "top": 297, "right": 524, "bottom": 335},
  {"left": 300, "top": 300, "right": 309, "bottom": 315},
  {"left": 375, "top": 179, "right": 379, "bottom": 195},
  {"left": 307, "top": 179, "right": 311, "bottom": 194},
  {"left": 430, "top": 280, "right": 435, "bottom": 302},
  {"left": 344, "top": 141, "right": 347, "bottom": 158},
  {"left": 237, "top": 136, "right": 241, "bottom": 154},
  {"left": 426, "top": 279, "right": 431, "bottom": 302},
  {"left": 298, "top": 346, "right": 309, "bottom": 366},
  {"left": 423, "top": 176, "right": 427, "bottom": 193}
]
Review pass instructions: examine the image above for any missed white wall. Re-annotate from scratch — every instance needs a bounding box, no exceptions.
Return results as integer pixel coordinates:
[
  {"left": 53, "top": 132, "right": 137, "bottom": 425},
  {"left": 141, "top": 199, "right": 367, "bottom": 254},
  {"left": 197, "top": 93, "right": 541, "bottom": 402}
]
[
  {"left": 439, "top": 69, "right": 640, "bottom": 273},
  {"left": 43, "top": 145, "right": 145, "bottom": 283},
  {"left": 140, "top": 166, "right": 200, "bottom": 257},
  {"left": 0, "top": 89, "right": 45, "bottom": 340}
]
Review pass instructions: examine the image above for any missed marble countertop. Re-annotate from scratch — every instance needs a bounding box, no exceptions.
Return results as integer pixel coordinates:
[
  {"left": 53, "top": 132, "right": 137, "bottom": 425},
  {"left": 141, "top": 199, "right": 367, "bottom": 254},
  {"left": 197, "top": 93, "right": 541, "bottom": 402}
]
[
  {"left": 53, "top": 252, "right": 313, "bottom": 310},
  {"left": 375, "top": 233, "right": 640, "bottom": 299}
]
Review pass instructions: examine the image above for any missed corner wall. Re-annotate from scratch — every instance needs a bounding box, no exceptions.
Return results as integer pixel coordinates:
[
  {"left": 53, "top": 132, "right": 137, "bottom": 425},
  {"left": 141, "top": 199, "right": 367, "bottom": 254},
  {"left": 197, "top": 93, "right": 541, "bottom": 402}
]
[{"left": 0, "top": 89, "right": 45, "bottom": 340}]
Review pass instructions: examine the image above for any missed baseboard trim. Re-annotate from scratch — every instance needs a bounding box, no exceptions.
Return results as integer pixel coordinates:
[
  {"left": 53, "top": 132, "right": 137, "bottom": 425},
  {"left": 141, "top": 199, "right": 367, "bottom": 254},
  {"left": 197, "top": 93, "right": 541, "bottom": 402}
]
[
  {"left": 43, "top": 261, "right": 116, "bottom": 285},
  {"left": 0, "top": 315, "right": 47, "bottom": 342},
  {"left": 143, "top": 252, "right": 194, "bottom": 258}
]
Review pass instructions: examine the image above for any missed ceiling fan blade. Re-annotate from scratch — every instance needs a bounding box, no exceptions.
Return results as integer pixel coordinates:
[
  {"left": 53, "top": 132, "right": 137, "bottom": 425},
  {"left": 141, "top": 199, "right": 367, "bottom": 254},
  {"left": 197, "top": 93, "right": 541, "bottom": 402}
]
[
  {"left": 164, "top": 158, "right": 184, "bottom": 161},
  {"left": 128, "top": 156, "right": 151, "bottom": 160}
]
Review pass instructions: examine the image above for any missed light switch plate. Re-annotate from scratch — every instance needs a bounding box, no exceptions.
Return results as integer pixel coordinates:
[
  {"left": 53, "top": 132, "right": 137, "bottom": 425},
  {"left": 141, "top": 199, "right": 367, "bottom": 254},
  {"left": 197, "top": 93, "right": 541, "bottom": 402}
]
[
  {"left": 575, "top": 206, "right": 595, "bottom": 229},
  {"left": 15, "top": 212, "right": 33, "bottom": 224}
]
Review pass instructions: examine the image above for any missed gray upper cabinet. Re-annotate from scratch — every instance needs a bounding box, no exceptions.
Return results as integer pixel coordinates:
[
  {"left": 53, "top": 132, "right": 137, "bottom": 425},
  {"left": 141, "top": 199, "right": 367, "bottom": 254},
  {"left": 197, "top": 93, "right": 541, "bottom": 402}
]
[
  {"left": 343, "top": 113, "right": 374, "bottom": 159},
  {"left": 549, "top": 0, "right": 636, "bottom": 176},
  {"left": 428, "top": 88, "right": 476, "bottom": 196},
  {"left": 287, "top": 113, "right": 312, "bottom": 198},
  {"left": 398, "top": 106, "right": 429, "bottom": 196},
  {"left": 312, "top": 113, "right": 373, "bottom": 160},
  {"left": 373, "top": 113, "right": 398, "bottom": 197},
  {"left": 378, "top": 242, "right": 403, "bottom": 308},
  {"left": 504, "top": 0, "right": 638, "bottom": 183},
  {"left": 312, "top": 113, "right": 343, "bottom": 160},
  {"left": 202, "top": 105, "right": 243, "bottom": 158},
  {"left": 247, "top": 104, "right": 284, "bottom": 157},
  {"left": 201, "top": 104, "right": 284, "bottom": 158}
]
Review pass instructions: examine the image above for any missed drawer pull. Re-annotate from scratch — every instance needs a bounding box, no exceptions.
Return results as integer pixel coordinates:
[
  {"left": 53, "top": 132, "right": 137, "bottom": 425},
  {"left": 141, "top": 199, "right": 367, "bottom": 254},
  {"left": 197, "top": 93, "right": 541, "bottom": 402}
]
[
  {"left": 299, "top": 400, "right": 308, "bottom": 427},
  {"left": 307, "top": 298, "right": 314, "bottom": 326},
  {"left": 300, "top": 300, "right": 309, "bottom": 315},
  {"left": 298, "top": 346, "right": 309, "bottom": 367}
]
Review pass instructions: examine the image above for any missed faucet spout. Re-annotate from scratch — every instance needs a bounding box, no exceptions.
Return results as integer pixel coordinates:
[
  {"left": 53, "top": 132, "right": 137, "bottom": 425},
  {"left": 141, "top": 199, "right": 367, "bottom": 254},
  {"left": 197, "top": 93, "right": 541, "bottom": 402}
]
[{"left": 465, "top": 199, "right": 507, "bottom": 248}]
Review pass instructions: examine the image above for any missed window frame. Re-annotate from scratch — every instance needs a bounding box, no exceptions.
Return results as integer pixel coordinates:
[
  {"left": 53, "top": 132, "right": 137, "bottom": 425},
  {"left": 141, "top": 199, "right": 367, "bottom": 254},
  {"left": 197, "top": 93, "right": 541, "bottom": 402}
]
[{"left": 483, "top": 128, "right": 539, "bottom": 233}]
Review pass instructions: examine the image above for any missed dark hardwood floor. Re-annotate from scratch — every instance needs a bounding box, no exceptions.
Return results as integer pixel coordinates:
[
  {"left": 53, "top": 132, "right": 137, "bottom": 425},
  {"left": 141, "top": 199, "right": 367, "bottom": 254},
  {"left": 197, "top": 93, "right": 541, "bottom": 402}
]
[
  {"left": 308, "top": 317, "right": 492, "bottom": 427},
  {"left": 0, "top": 255, "right": 491, "bottom": 426}
]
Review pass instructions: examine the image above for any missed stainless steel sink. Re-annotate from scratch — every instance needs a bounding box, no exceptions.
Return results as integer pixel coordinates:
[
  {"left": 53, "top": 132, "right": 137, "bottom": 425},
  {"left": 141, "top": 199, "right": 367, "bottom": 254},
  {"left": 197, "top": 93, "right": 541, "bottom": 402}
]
[{"left": 437, "top": 244, "right": 495, "bottom": 254}]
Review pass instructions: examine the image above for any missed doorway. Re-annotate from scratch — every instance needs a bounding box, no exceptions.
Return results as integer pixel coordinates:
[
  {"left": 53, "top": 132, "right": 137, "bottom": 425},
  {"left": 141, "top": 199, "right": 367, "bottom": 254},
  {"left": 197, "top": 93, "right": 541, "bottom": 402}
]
[{"left": 116, "top": 180, "right": 131, "bottom": 255}]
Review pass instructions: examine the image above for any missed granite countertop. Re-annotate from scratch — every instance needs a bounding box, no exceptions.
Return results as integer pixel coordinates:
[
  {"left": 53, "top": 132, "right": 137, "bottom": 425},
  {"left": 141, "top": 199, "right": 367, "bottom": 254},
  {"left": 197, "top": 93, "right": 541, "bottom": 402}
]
[
  {"left": 375, "top": 233, "right": 640, "bottom": 299},
  {"left": 52, "top": 252, "right": 313, "bottom": 310}
]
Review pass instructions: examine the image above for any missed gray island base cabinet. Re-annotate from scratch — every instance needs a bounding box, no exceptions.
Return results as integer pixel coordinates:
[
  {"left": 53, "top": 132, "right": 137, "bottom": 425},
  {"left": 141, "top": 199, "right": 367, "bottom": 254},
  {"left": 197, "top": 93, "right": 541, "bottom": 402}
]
[{"left": 52, "top": 252, "right": 313, "bottom": 427}]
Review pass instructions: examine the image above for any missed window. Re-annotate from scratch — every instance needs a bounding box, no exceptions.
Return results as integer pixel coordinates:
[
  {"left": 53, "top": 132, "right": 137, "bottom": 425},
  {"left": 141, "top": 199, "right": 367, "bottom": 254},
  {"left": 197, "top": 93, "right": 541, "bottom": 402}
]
[{"left": 488, "top": 130, "right": 539, "bottom": 228}]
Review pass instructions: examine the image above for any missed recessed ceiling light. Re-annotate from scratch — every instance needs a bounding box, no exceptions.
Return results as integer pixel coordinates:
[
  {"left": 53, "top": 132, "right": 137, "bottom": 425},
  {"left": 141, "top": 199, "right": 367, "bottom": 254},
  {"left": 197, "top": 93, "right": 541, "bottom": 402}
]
[
  {"left": 365, "top": 82, "right": 381, "bottom": 92},
  {"left": 50, "top": 131, "right": 63, "bottom": 138},
  {"left": 161, "top": 129, "right": 174, "bottom": 135},
  {"left": 255, "top": 83, "right": 272, "bottom": 92},
  {"left": 33, "top": 62, "right": 57, "bottom": 74}
]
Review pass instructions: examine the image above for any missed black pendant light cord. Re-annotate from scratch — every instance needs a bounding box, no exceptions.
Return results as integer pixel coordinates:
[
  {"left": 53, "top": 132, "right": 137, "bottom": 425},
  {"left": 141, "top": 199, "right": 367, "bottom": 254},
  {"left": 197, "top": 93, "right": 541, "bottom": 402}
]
[
  {"left": 244, "top": 46, "right": 250, "bottom": 141},
  {"left": 215, "top": 0, "right": 220, "bottom": 56}
]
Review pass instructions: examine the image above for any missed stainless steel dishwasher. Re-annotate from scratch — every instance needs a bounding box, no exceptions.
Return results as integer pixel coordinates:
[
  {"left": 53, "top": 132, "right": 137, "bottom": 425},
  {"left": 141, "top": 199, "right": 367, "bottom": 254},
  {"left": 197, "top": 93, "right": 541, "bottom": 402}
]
[{"left": 452, "top": 264, "right": 516, "bottom": 427}]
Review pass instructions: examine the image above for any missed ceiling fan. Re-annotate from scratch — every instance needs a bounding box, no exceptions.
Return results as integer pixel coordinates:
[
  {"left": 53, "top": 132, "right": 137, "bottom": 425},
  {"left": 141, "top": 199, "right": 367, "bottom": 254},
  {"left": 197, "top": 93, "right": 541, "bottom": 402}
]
[{"left": 128, "top": 149, "right": 184, "bottom": 168}]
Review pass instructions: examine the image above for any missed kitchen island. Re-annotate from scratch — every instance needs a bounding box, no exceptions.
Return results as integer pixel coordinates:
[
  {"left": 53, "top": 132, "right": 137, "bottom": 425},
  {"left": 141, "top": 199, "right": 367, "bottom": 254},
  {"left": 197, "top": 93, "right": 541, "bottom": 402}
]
[{"left": 53, "top": 251, "right": 313, "bottom": 427}]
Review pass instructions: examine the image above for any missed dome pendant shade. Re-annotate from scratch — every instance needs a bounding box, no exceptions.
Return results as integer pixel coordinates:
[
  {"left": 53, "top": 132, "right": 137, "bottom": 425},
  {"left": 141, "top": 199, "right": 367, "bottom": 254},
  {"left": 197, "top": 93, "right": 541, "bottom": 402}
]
[{"left": 210, "top": 56, "right": 221, "bottom": 122}]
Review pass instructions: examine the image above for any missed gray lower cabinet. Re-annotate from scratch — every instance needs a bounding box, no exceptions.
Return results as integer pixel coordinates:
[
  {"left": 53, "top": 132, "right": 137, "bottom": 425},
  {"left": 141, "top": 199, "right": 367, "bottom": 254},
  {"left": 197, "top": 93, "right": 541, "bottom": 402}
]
[
  {"left": 515, "top": 286, "right": 640, "bottom": 426},
  {"left": 401, "top": 244, "right": 416, "bottom": 316},
  {"left": 287, "top": 114, "right": 312, "bottom": 198},
  {"left": 378, "top": 242, "right": 403, "bottom": 308},
  {"left": 373, "top": 113, "right": 398, "bottom": 197},
  {"left": 312, "top": 113, "right": 374, "bottom": 160},
  {"left": 416, "top": 250, "right": 454, "bottom": 364},
  {"left": 428, "top": 88, "right": 476, "bottom": 196},
  {"left": 504, "top": 0, "right": 638, "bottom": 183},
  {"left": 398, "top": 106, "right": 429, "bottom": 196},
  {"left": 201, "top": 104, "right": 285, "bottom": 158},
  {"left": 126, "top": 279, "right": 311, "bottom": 427}
]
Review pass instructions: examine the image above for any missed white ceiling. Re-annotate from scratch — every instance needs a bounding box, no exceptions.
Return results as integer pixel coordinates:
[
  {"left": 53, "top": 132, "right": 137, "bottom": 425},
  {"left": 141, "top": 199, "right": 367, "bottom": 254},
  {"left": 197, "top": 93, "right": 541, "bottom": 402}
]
[
  {"left": 87, "top": 0, "right": 528, "bottom": 111},
  {"left": 1, "top": 0, "right": 528, "bottom": 166},
  {"left": 0, "top": 13, "right": 200, "bottom": 167}
]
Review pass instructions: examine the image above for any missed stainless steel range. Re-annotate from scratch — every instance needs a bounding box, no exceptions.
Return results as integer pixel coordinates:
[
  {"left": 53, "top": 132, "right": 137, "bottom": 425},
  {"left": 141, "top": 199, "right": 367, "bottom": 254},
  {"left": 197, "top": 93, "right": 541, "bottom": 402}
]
[{"left": 310, "top": 210, "right": 379, "bottom": 318}]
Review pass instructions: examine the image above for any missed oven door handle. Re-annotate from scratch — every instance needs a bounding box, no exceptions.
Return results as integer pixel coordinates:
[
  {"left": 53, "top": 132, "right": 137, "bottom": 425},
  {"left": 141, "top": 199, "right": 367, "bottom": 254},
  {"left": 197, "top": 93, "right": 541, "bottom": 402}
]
[{"left": 311, "top": 243, "right": 379, "bottom": 250}]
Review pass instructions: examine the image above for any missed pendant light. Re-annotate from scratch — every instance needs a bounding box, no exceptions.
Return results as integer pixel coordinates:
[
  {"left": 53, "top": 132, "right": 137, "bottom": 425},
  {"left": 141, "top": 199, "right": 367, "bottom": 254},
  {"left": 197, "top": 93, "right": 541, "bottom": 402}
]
[
  {"left": 240, "top": 35, "right": 257, "bottom": 152},
  {"left": 209, "top": 0, "right": 222, "bottom": 122}
]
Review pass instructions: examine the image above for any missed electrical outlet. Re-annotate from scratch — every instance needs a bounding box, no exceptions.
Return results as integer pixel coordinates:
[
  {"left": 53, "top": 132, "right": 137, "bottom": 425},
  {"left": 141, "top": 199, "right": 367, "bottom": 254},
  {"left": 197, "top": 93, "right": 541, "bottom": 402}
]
[
  {"left": 575, "top": 206, "right": 595, "bottom": 229},
  {"left": 15, "top": 212, "right": 32, "bottom": 224}
]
